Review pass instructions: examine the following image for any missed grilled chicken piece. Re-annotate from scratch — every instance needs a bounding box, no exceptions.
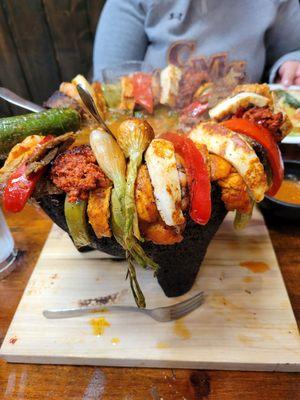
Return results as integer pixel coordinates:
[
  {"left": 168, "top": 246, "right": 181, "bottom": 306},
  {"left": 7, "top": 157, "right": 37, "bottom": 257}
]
[
  {"left": 88, "top": 187, "right": 112, "bottom": 238},
  {"left": 145, "top": 139, "right": 185, "bottom": 226},
  {"left": 209, "top": 92, "right": 270, "bottom": 121},
  {"left": 135, "top": 164, "right": 159, "bottom": 223},
  {"left": 209, "top": 154, "right": 232, "bottom": 181},
  {"left": 160, "top": 64, "right": 182, "bottom": 107},
  {"left": 231, "top": 83, "right": 273, "bottom": 102},
  {"left": 140, "top": 220, "right": 183, "bottom": 245},
  {"left": 59, "top": 82, "right": 81, "bottom": 103},
  {"left": 135, "top": 164, "right": 183, "bottom": 244},
  {"left": 218, "top": 172, "right": 253, "bottom": 214},
  {"left": 120, "top": 76, "right": 135, "bottom": 111},
  {"left": 189, "top": 122, "right": 268, "bottom": 202}
]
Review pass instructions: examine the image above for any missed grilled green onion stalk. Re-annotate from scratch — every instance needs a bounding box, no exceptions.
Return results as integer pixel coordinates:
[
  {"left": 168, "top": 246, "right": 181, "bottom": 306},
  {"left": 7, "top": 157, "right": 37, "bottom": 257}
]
[
  {"left": 64, "top": 195, "right": 91, "bottom": 249},
  {"left": 114, "top": 118, "right": 154, "bottom": 247},
  {"left": 234, "top": 200, "right": 254, "bottom": 230},
  {"left": 90, "top": 128, "right": 157, "bottom": 307},
  {"left": 0, "top": 108, "right": 80, "bottom": 160}
]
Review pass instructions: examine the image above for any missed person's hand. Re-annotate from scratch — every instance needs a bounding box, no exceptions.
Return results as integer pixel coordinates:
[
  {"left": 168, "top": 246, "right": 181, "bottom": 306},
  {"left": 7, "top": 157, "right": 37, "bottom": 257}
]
[{"left": 277, "top": 61, "right": 300, "bottom": 86}]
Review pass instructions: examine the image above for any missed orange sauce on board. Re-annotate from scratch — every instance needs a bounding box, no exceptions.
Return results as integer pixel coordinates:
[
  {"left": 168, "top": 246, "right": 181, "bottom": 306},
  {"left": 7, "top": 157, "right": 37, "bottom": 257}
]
[
  {"left": 89, "top": 317, "right": 111, "bottom": 336},
  {"left": 243, "top": 276, "right": 254, "bottom": 283},
  {"left": 111, "top": 337, "right": 120, "bottom": 345},
  {"left": 173, "top": 319, "right": 191, "bottom": 340},
  {"left": 156, "top": 342, "right": 170, "bottom": 349},
  {"left": 240, "top": 261, "right": 269, "bottom": 273},
  {"left": 272, "top": 179, "right": 300, "bottom": 204}
]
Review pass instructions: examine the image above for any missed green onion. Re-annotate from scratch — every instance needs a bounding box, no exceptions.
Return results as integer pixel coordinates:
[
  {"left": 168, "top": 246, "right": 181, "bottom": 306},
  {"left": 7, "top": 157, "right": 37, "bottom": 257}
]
[
  {"left": 114, "top": 119, "right": 154, "bottom": 247},
  {"left": 90, "top": 128, "right": 157, "bottom": 307},
  {"left": 234, "top": 200, "right": 254, "bottom": 230}
]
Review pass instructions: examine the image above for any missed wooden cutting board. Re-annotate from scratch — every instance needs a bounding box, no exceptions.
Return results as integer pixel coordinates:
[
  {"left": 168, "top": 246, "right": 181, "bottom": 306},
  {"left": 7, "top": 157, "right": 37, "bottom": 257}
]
[{"left": 1, "top": 209, "right": 300, "bottom": 371}]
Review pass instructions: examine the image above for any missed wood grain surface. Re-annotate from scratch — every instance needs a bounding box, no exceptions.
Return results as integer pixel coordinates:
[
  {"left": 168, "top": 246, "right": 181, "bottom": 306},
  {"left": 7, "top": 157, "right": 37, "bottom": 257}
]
[
  {"left": 1, "top": 210, "right": 300, "bottom": 371},
  {"left": 0, "top": 145, "right": 300, "bottom": 399}
]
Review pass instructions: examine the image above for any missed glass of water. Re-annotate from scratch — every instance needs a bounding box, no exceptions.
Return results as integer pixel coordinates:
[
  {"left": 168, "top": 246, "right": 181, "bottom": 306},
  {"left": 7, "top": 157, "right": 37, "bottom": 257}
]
[{"left": 0, "top": 207, "right": 17, "bottom": 279}]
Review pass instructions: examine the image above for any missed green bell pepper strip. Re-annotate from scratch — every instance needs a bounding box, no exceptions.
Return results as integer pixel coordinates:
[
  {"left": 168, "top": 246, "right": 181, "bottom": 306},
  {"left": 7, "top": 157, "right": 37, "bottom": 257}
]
[{"left": 64, "top": 195, "right": 91, "bottom": 249}]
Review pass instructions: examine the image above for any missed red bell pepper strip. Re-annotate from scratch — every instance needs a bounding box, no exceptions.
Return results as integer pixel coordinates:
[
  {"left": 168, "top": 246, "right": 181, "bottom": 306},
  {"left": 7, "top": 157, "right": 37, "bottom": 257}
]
[
  {"left": 222, "top": 118, "right": 283, "bottom": 196},
  {"left": 181, "top": 101, "right": 208, "bottom": 118},
  {"left": 132, "top": 72, "right": 153, "bottom": 114},
  {"left": 3, "top": 135, "right": 54, "bottom": 213},
  {"left": 161, "top": 132, "right": 211, "bottom": 225}
]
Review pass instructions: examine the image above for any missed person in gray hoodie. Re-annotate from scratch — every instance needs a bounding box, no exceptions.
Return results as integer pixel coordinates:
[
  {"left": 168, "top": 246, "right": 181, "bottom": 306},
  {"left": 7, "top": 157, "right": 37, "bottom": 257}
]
[{"left": 93, "top": 0, "right": 300, "bottom": 86}]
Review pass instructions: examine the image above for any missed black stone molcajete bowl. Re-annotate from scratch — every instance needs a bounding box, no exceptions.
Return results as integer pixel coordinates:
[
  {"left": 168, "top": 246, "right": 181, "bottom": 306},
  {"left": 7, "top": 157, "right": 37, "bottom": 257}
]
[{"left": 37, "top": 184, "right": 226, "bottom": 297}]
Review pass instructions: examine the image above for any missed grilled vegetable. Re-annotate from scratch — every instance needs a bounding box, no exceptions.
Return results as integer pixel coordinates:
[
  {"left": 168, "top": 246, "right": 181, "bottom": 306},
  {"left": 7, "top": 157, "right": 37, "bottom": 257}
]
[
  {"left": 0, "top": 135, "right": 44, "bottom": 186},
  {"left": 189, "top": 122, "right": 268, "bottom": 202},
  {"left": 132, "top": 73, "right": 154, "bottom": 114},
  {"left": 64, "top": 195, "right": 91, "bottom": 249},
  {"left": 3, "top": 162, "right": 45, "bottom": 213},
  {"left": 162, "top": 132, "right": 211, "bottom": 225},
  {"left": 145, "top": 139, "right": 185, "bottom": 226},
  {"left": 3, "top": 135, "right": 53, "bottom": 213},
  {"left": 276, "top": 90, "right": 300, "bottom": 109},
  {"left": 114, "top": 118, "right": 154, "bottom": 244},
  {"left": 90, "top": 129, "right": 158, "bottom": 308},
  {"left": 234, "top": 200, "right": 254, "bottom": 230},
  {"left": 222, "top": 118, "right": 284, "bottom": 196},
  {"left": 0, "top": 108, "right": 80, "bottom": 159}
]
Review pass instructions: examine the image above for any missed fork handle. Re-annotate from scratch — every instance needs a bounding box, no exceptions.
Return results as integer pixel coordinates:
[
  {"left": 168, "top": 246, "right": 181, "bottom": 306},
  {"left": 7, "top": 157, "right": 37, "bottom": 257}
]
[
  {"left": 43, "top": 305, "right": 148, "bottom": 319},
  {"left": 0, "top": 87, "right": 45, "bottom": 112}
]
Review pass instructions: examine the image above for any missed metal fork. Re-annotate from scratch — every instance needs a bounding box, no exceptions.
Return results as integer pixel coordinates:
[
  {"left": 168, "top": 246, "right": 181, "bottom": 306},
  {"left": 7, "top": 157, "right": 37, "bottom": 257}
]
[{"left": 43, "top": 291, "right": 205, "bottom": 322}]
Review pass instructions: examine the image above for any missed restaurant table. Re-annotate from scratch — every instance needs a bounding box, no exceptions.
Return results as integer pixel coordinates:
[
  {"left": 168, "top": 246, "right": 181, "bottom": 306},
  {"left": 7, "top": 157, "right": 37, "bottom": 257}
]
[{"left": 0, "top": 144, "right": 299, "bottom": 400}]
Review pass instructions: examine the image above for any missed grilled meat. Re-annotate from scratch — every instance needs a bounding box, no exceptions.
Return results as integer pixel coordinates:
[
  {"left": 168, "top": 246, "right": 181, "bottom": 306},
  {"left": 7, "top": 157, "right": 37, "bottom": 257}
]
[
  {"left": 139, "top": 219, "right": 183, "bottom": 245},
  {"left": 87, "top": 187, "right": 112, "bottom": 238},
  {"left": 43, "top": 90, "right": 80, "bottom": 111},
  {"left": 209, "top": 154, "right": 232, "bottom": 181},
  {"left": 135, "top": 164, "right": 159, "bottom": 223},
  {"left": 135, "top": 164, "right": 183, "bottom": 244},
  {"left": 50, "top": 145, "right": 110, "bottom": 202},
  {"left": 218, "top": 172, "right": 252, "bottom": 213},
  {"left": 242, "top": 106, "right": 283, "bottom": 141},
  {"left": 25, "top": 132, "right": 75, "bottom": 176}
]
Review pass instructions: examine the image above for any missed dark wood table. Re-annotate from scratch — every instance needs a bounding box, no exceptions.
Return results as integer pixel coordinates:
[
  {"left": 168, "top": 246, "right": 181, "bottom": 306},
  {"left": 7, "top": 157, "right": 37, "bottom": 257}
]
[{"left": 0, "top": 145, "right": 299, "bottom": 400}]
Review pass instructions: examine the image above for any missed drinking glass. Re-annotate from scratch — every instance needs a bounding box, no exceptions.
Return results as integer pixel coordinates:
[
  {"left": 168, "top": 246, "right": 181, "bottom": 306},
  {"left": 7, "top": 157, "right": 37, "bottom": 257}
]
[
  {"left": 0, "top": 207, "right": 17, "bottom": 279},
  {"left": 94, "top": 60, "right": 153, "bottom": 82}
]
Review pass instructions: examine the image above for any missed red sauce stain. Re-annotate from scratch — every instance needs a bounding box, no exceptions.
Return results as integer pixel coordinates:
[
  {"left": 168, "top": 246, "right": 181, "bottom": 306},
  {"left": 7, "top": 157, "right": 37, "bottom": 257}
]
[
  {"left": 240, "top": 261, "right": 270, "bottom": 273},
  {"left": 9, "top": 336, "right": 18, "bottom": 344}
]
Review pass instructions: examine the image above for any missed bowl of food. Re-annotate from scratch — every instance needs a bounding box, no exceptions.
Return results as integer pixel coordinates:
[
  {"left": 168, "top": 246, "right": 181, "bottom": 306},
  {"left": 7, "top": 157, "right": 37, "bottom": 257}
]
[
  {"left": 259, "top": 160, "right": 300, "bottom": 220},
  {"left": 0, "top": 63, "right": 291, "bottom": 307}
]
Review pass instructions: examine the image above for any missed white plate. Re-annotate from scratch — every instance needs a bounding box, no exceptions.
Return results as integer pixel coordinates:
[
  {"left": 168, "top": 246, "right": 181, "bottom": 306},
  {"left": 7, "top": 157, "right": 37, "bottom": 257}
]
[{"left": 269, "top": 84, "right": 300, "bottom": 144}]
